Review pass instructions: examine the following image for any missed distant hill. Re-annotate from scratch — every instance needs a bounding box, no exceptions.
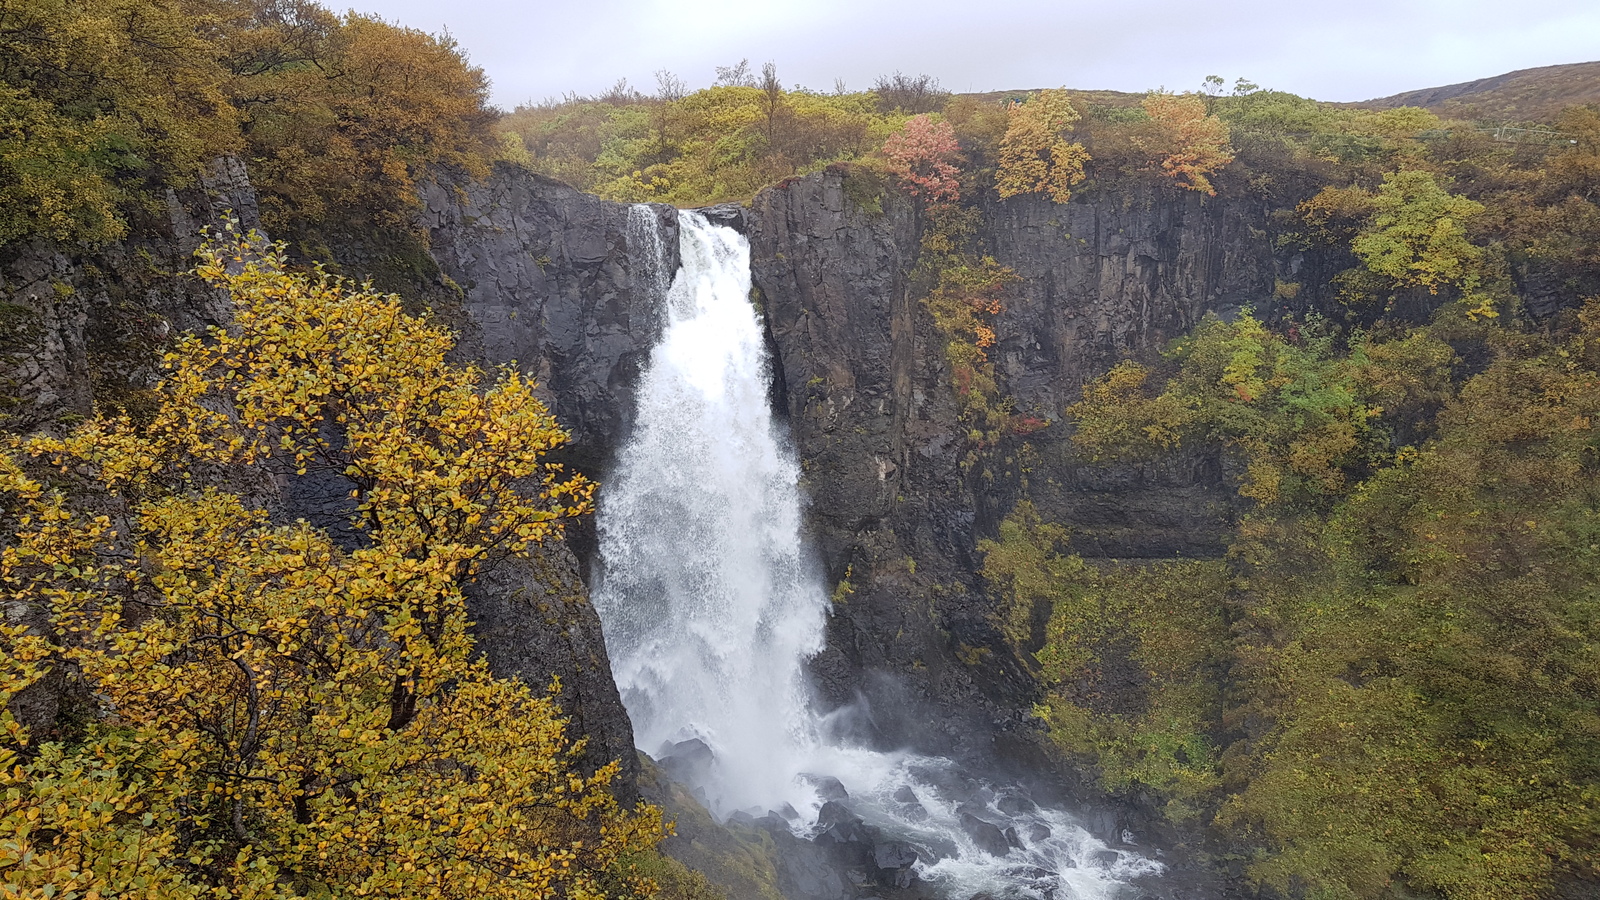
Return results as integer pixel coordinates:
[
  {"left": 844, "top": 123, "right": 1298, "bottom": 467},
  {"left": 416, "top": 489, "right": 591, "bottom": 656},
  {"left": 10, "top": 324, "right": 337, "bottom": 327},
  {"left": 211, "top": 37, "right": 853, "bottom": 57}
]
[
  {"left": 959, "top": 87, "right": 1144, "bottom": 108},
  {"left": 1361, "top": 60, "right": 1600, "bottom": 122}
]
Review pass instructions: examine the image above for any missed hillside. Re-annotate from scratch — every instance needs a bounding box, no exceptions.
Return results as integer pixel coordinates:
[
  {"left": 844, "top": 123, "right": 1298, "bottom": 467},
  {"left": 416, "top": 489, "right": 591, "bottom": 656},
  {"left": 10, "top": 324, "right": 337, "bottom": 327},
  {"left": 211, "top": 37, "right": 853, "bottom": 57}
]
[{"left": 1361, "top": 59, "right": 1600, "bottom": 121}]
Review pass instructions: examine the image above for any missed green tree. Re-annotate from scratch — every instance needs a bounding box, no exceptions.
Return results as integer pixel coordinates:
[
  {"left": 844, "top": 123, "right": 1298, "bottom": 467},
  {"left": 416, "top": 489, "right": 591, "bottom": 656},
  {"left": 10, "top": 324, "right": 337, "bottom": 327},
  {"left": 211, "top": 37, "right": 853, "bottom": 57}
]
[
  {"left": 1351, "top": 169, "right": 1486, "bottom": 295},
  {"left": 0, "top": 0, "right": 240, "bottom": 245}
]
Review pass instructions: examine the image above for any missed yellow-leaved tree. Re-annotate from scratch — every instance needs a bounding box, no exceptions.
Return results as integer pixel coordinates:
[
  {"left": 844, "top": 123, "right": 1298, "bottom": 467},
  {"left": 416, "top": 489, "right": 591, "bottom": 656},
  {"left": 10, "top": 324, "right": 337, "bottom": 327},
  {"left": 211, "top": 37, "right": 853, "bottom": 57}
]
[
  {"left": 0, "top": 226, "right": 664, "bottom": 899},
  {"left": 995, "top": 88, "right": 1090, "bottom": 204}
]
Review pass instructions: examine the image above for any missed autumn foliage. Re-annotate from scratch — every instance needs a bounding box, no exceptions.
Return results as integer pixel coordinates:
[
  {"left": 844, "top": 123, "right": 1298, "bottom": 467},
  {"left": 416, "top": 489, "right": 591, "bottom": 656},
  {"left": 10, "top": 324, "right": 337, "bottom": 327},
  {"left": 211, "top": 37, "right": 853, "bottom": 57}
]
[
  {"left": 0, "top": 228, "right": 664, "bottom": 898},
  {"left": 0, "top": 0, "right": 497, "bottom": 249},
  {"left": 882, "top": 114, "right": 961, "bottom": 201},
  {"left": 1133, "top": 92, "right": 1234, "bottom": 195},
  {"left": 995, "top": 88, "right": 1090, "bottom": 204}
]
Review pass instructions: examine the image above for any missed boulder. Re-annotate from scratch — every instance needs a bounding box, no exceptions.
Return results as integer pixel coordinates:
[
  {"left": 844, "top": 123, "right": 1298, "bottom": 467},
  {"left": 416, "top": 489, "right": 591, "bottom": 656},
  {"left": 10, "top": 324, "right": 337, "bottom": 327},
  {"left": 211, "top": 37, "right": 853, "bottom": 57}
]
[{"left": 960, "top": 812, "right": 1012, "bottom": 858}]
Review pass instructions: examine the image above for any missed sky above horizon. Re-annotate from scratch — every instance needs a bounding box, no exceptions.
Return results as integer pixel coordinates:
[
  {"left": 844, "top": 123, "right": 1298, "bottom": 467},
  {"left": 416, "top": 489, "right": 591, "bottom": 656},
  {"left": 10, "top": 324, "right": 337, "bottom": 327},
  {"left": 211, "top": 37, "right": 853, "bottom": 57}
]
[{"left": 348, "top": 0, "right": 1600, "bottom": 110}]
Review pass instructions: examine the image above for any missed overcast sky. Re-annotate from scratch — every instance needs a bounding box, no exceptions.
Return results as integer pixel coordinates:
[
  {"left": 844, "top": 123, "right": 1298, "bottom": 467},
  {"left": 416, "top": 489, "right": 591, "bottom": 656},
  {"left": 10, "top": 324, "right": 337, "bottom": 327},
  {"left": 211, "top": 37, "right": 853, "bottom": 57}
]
[{"left": 348, "top": 0, "right": 1600, "bottom": 109}]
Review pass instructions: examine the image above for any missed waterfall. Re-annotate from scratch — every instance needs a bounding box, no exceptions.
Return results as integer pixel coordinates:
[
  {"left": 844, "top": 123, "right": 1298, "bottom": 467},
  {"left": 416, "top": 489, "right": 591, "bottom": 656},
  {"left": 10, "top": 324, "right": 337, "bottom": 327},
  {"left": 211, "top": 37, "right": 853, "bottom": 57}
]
[
  {"left": 595, "top": 208, "right": 1161, "bottom": 900},
  {"left": 598, "top": 207, "right": 829, "bottom": 814}
]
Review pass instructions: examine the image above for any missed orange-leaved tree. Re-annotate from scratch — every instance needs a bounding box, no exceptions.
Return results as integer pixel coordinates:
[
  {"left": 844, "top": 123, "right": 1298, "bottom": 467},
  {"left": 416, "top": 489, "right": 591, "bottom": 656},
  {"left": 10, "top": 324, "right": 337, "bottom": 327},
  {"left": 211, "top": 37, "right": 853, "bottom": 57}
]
[
  {"left": 1134, "top": 91, "right": 1233, "bottom": 195},
  {"left": 0, "top": 225, "right": 663, "bottom": 899}
]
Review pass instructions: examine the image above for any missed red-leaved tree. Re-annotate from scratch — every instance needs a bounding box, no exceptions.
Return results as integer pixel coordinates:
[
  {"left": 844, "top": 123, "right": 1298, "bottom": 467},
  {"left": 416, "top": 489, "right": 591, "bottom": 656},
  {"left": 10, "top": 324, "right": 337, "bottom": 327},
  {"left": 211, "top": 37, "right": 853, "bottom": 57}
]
[{"left": 884, "top": 114, "right": 962, "bottom": 202}]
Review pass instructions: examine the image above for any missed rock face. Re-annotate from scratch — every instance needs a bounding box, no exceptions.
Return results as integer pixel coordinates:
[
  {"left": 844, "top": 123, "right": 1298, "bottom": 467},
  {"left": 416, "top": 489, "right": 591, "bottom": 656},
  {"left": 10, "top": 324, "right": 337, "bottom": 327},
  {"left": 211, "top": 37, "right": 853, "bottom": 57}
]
[
  {"left": 1, "top": 158, "right": 263, "bottom": 740},
  {"left": 462, "top": 543, "right": 642, "bottom": 802},
  {"left": 0, "top": 157, "right": 258, "bottom": 432},
  {"left": 418, "top": 167, "right": 678, "bottom": 473},
  {"left": 417, "top": 162, "right": 1285, "bottom": 773},
  {"left": 738, "top": 171, "right": 1280, "bottom": 755}
]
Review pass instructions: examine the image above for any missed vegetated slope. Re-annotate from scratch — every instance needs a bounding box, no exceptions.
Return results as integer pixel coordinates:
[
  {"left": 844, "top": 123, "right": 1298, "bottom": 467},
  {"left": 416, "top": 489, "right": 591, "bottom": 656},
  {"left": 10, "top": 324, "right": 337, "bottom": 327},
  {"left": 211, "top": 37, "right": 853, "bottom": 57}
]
[{"left": 1362, "top": 59, "right": 1600, "bottom": 121}]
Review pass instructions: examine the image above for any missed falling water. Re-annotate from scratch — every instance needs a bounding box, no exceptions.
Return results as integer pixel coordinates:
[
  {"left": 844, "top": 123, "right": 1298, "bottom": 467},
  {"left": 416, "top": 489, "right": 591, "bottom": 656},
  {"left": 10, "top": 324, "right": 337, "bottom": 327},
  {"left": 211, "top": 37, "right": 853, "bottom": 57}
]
[{"left": 594, "top": 207, "right": 1160, "bottom": 900}]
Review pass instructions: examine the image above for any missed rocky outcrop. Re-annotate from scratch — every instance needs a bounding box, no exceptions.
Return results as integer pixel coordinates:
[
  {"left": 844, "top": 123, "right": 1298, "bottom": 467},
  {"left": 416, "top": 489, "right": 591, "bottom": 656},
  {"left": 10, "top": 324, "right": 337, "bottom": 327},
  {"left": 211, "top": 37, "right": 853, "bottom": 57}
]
[
  {"left": 979, "top": 186, "right": 1270, "bottom": 559},
  {"left": 418, "top": 167, "right": 678, "bottom": 473},
  {"left": 745, "top": 172, "right": 1005, "bottom": 754},
  {"left": 463, "top": 542, "right": 641, "bottom": 802},
  {"left": 0, "top": 157, "right": 258, "bottom": 432}
]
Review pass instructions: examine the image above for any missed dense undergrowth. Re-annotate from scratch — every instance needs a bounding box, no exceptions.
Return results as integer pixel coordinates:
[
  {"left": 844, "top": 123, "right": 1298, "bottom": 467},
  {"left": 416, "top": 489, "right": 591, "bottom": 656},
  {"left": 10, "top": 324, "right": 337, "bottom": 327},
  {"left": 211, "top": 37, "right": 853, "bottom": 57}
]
[
  {"left": 981, "top": 92, "right": 1600, "bottom": 900},
  {"left": 0, "top": 0, "right": 496, "bottom": 257}
]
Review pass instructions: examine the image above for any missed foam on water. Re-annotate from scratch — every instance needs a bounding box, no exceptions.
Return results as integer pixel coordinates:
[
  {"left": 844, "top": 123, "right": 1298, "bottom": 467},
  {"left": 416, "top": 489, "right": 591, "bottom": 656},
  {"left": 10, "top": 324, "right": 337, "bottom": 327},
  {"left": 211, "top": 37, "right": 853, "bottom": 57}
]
[{"left": 593, "top": 208, "right": 1159, "bottom": 899}]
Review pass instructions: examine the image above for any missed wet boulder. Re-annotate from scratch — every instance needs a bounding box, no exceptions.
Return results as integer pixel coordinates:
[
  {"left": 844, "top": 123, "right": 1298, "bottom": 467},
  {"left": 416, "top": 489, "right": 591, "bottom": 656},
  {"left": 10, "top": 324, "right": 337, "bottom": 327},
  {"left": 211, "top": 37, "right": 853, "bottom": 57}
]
[
  {"left": 657, "top": 738, "right": 714, "bottom": 785},
  {"left": 802, "top": 774, "right": 850, "bottom": 801},
  {"left": 1089, "top": 849, "right": 1121, "bottom": 869},
  {"left": 813, "top": 801, "right": 874, "bottom": 868},
  {"left": 960, "top": 812, "right": 1012, "bottom": 858},
  {"left": 871, "top": 839, "right": 921, "bottom": 889},
  {"left": 996, "top": 793, "right": 1037, "bottom": 816}
]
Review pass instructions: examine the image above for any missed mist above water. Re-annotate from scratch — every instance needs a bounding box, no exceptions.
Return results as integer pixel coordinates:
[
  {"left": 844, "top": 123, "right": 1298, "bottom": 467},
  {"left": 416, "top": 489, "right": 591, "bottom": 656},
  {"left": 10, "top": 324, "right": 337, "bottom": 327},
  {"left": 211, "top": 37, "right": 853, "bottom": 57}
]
[{"left": 593, "top": 208, "right": 1158, "bottom": 899}]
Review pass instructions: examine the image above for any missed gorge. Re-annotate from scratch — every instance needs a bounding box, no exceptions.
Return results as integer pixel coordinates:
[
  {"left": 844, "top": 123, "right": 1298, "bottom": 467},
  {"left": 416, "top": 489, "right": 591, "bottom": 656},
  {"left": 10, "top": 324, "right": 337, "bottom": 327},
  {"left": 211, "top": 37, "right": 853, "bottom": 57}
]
[{"left": 3, "top": 19, "right": 1599, "bottom": 899}]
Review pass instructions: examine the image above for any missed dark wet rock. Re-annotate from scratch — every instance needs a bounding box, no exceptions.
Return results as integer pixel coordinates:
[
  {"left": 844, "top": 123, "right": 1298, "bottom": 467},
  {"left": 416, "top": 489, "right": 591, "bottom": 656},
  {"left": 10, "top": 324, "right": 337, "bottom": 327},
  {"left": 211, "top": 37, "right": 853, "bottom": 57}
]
[
  {"left": 960, "top": 812, "right": 1012, "bottom": 858},
  {"left": 697, "top": 202, "right": 749, "bottom": 233},
  {"left": 768, "top": 829, "right": 849, "bottom": 900},
  {"left": 755, "top": 813, "right": 790, "bottom": 832},
  {"left": 813, "top": 801, "right": 875, "bottom": 863},
  {"left": 1, "top": 156, "right": 259, "bottom": 434},
  {"left": 802, "top": 773, "right": 850, "bottom": 801},
  {"left": 811, "top": 801, "right": 876, "bottom": 875},
  {"left": 816, "top": 800, "right": 859, "bottom": 831},
  {"left": 1004, "top": 825, "right": 1024, "bottom": 849},
  {"left": 1028, "top": 823, "right": 1053, "bottom": 843},
  {"left": 776, "top": 802, "right": 801, "bottom": 820},
  {"left": 1083, "top": 808, "right": 1120, "bottom": 844},
  {"left": 463, "top": 541, "right": 640, "bottom": 801},
  {"left": 658, "top": 737, "right": 715, "bottom": 775},
  {"left": 1089, "top": 849, "right": 1121, "bottom": 868},
  {"left": 419, "top": 167, "right": 678, "bottom": 474},
  {"left": 997, "top": 793, "right": 1037, "bottom": 815},
  {"left": 892, "top": 785, "right": 920, "bottom": 804},
  {"left": 872, "top": 839, "right": 919, "bottom": 870}
]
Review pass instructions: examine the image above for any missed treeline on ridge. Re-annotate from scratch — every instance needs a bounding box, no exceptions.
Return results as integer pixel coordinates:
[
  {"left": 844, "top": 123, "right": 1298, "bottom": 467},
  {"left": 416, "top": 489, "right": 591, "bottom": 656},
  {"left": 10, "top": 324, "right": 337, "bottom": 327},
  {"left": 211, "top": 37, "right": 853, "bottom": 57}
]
[{"left": 0, "top": 0, "right": 496, "bottom": 253}]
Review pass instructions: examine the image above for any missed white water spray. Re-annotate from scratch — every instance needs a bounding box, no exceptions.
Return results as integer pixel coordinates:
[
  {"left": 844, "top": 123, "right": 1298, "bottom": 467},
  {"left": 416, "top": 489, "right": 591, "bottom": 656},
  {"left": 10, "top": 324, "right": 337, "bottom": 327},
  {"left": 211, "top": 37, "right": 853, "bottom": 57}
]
[{"left": 594, "top": 208, "right": 1161, "bottom": 899}]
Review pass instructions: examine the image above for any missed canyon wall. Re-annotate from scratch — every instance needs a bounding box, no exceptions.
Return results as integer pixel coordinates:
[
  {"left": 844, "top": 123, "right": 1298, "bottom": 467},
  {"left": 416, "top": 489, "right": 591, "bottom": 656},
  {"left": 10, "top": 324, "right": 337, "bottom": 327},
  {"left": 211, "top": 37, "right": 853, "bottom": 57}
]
[{"left": 420, "top": 163, "right": 1290, "bottom": 787}]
